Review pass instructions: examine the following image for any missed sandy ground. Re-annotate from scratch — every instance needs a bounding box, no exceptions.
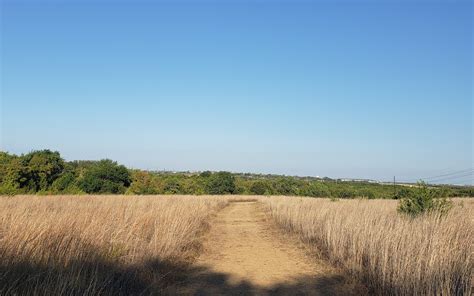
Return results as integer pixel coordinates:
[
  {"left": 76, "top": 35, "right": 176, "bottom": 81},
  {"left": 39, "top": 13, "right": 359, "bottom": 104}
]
[{"left": 177, "top": 201, "right": 366, "bottom": 295}]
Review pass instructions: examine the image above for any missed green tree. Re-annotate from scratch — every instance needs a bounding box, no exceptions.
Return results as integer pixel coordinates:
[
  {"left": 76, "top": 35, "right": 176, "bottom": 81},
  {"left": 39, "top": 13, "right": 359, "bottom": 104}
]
[
  {"left": 127, "top": 171, "right": 158, "bottom": 194},
  {"left": 250, "top": 181, "right": 270, "bottom": 195},
  {"left": 301, "top": 182, "right": 331, "bottom": 197},
  {"left": 206, "top": 171, "right": 236, "bottom": 194},
  {"left": 50, "top": 172, "right": 79, "bottom": 193},
  {"left": 272, "top": 177, "right": 299, "bottom": 196},
  {"left": 0, "top": 150, "right": 64, "bottom": 192},
  {"left": 163, "top": 177, "right": 182, "bottom": 194},
  {"left": 0, "top": 152, "right": 16, "bottom": 184},
  {"left": 398, "top": 182, "right": 452, "bottom": 216},
  {"left": 77, "top": 159, "right": 131, "bottom": 194},
  {"left": 24, "top": 150, "right": 65, "bottom": 191}
]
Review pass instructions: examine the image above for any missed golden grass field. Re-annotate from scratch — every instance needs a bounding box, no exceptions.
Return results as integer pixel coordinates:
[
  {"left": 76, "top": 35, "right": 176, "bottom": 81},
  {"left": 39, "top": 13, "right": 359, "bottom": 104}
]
[
  {"left": 0, "top": 195, "right": 472, "bottom": 295},
  {"left": 0, "top": 195, "right": 229, "bottom": 295},
  {"left": 262, "top": 197, "right": 473, "bottom": 295}
]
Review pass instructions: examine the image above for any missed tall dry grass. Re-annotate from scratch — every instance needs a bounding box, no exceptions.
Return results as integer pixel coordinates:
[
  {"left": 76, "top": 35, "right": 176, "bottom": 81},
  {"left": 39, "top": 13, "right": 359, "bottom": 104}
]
[
  {"left": 262, "top": 197, "right": 473, "bottom": 295},
  {"left": 0, "top": 195, "right": 228, "bottom": 295}
]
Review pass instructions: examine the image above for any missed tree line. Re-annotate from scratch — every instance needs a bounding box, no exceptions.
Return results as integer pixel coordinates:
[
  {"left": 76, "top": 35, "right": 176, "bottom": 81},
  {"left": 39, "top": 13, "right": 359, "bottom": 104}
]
[{"left": 1, "top": 150, "right": 472, "bottom": 198}]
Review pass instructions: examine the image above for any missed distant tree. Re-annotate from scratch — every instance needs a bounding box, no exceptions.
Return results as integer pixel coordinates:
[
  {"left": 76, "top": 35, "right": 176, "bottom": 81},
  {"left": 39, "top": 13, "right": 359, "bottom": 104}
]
[
  {"left": 51, "top": 172, "right": 79, "bottom": 193},
  {"left": 163, "top": 178, "right": 182, "bottom": 194},
  {"left": 250, "top": 181, "right": 269, "bottom": 195},
  {"left": 334, "top": 188, "right": 357, "bottom": 199},
  {"left": 272, "top": 177, "right": 299, "bottom": 196},
  {"left": 0, "top": 152, "right": 16, "bottom": 184},
  {"left": 301, "top": 182, "right": 331, "bottom": 197},
  {"left": 23, "top": 150, "right": 65, "bottom": 191},
  {"left": 0, "top": 150, "right": 64, "bottom": 192},
  {"left": 206, "top": 171, "right": 236, "bottom": 194},
  {"left": 199, "top": 171, "right": 212, "bottom": 178},
  {"left": 77, "top": 159, "right": 131, "bottom": 194},
  {"left": 127, "top": 171, "right": 158, "bottom": 195},
  {"left": 358, "top": 189, "right": 376, "bottom": 199}
]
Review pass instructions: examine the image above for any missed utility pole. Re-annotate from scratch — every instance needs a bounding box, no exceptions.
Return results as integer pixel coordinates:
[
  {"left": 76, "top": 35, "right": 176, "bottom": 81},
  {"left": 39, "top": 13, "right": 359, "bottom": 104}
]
[{"left": 393, "top": 176, "right": 396, "bottom": 197}]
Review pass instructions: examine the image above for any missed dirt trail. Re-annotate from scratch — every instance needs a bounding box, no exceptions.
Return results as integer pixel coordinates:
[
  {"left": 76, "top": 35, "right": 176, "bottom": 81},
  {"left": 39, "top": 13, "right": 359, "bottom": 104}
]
[{"left": 178, "top": 201, "right": 365, "bottom": 295}]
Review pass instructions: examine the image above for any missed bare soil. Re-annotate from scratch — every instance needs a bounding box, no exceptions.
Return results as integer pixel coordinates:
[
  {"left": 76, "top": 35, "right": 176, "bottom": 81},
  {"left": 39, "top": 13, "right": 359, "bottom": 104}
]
[{"left": 177, "top": 201, "right": 366, "bottom": 295}]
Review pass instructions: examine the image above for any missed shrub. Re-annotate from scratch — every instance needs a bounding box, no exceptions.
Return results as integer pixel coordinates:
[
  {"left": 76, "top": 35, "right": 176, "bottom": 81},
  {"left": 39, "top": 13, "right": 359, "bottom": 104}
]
[
  {"left": 358, "top": 189, "right": 375, "bottom": 199},
  {"left": 394, "top": 188, "right": 411, "bottom": 200},
  {"left": 398, "top": 182, "right": 452, "bottom": 216},
  {"left": 336, "top": 189, "right": 357, "bottom": 199}
]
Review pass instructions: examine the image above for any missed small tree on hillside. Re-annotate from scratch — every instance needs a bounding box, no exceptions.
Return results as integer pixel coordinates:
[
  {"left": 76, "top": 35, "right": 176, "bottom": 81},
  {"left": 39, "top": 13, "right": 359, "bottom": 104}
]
[{"left": 398, "top": 181, "right": 452, "bottom": 216}]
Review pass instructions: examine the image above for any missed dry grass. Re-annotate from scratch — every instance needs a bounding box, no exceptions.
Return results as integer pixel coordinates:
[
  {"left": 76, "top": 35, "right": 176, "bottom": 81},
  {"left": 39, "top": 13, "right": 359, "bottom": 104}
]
[
  {"left": 0, "top": 195, "right": 229, "bottom": 295},
  {"left": 262, "top": 197, "right": 473, "bottom": 295}
]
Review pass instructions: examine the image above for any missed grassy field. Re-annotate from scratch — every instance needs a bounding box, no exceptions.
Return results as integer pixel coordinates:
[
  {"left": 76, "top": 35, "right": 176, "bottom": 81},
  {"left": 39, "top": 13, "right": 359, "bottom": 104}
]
[
  {"left": 0, "top": 195, "right": 229, "bottom": 295},
  {"left": 262, "top": 197, "right": 473, "bottom": 295},
  {"left": 1, "top": 195, "right": 472, "bottom": 295}
]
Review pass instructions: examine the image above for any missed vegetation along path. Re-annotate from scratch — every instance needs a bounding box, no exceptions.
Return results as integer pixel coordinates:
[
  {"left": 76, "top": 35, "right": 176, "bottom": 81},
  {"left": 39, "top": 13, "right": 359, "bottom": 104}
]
[{"left": 178, "top": 201, "right": 366, "bottom": 295}]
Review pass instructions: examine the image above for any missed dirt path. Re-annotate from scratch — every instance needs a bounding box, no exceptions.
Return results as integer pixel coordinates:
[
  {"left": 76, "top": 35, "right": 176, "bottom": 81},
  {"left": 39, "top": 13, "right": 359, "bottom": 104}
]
[{"left": 178, "top": 201, "right": 365, "bottom": 295}]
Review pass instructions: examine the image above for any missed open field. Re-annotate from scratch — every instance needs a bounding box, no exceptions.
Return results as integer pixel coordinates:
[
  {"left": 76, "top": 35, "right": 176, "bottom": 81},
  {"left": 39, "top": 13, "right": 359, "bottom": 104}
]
[
  {"left": 263, "top": 197, "right": 474, "bottom": 295},
  {"left": 0, "top": 195, "right": 229, "bottom": 295},
  {"left": 0, "top": 195, "right": 472, "bottom": 295}
]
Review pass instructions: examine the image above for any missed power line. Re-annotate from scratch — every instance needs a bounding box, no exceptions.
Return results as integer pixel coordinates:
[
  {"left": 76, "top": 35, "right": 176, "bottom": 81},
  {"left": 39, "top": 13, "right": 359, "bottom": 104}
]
[
  {"left": 395, "top": 169, "right": 474, "bottom": 184},
  {"left": 424, "top": 172, "right": 473, "bottom": 183},
  {"left": 421, "top": 169, "right": 473, "bottom": 181},
  {"left": 447, "top": 178, "right": 474, "bottom": 185}
]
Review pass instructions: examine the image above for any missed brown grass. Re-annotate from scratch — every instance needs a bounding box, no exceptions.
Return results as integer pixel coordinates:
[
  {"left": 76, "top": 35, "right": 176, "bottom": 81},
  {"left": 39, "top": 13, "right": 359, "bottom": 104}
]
[
  {"left": 262, "top": 197, "right": 473, "bottom": 295},
  {"left": 0, "top": 195, "right": 229, "bottom": 295}
]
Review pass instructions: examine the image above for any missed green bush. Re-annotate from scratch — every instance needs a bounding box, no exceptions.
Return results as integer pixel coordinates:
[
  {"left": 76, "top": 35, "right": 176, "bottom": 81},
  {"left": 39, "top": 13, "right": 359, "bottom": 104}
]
[
  {"left": 335, "top": 189, "right": 357, "bottom": 199},
  {"left": 358, "top": 189, "right": 376, "bottom": 199},
  {"left": 398, "top": 182, "right": 452, "bottom": 216}
]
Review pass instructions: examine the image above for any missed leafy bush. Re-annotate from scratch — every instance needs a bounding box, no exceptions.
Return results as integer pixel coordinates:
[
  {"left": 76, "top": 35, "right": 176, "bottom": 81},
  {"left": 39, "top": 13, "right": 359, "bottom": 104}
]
[
  {"left": 358, "top": 189, "right": 375, "bottom": 199},
  {"left": 394, "top": 188, "right": 411, "bottom": 200},
  {"left": 398, "top": 182, "right": 452, "bottom": 216},
  {"left": 335, "top": 189, "right": 357, "bottom": 199}
]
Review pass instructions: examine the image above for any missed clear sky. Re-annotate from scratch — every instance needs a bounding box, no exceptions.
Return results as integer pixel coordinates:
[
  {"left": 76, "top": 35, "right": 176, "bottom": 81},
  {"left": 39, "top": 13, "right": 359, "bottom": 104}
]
[{"left": 1, "top": 0, "right": 472, "bottom": 184}]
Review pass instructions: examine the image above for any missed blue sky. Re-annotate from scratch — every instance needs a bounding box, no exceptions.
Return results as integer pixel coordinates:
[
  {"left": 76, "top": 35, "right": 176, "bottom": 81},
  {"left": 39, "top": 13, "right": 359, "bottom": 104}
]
[{"left": 1, "top": 0, "right": 472, "bottom": 184}]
